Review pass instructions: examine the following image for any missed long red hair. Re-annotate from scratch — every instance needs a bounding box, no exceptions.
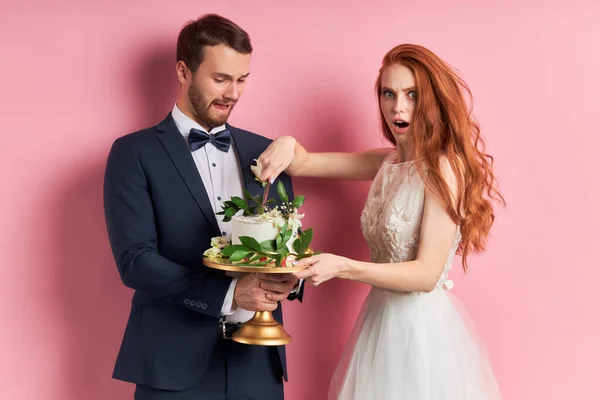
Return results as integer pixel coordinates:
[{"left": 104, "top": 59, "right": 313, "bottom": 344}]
[{"left": 376, "top": 44, "right": 505, "bottom": 271}]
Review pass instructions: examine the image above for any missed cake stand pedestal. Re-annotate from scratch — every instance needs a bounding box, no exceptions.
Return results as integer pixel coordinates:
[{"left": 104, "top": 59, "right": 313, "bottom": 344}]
[{"left": 203, "top": 258, "right": 306, "bottom": 346}]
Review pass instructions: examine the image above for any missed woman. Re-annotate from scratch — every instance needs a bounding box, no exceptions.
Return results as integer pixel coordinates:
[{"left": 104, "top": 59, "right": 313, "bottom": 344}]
[{"left": 258, "top": 44, "right": 505, "bottom": 399}]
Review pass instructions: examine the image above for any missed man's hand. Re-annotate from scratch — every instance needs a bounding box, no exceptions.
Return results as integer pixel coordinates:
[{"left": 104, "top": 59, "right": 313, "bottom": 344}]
[
  {"left": 233, "top": 273, "right": 299, "bottom": 311},
  {"left": 258, "top": 273, "right": 299, "bottom": 301}
]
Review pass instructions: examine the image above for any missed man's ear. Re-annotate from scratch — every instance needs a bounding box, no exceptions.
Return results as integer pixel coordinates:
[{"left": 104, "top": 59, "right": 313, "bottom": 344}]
[{"left": 176, "top": 61, "right": 190, "bottom": 85}]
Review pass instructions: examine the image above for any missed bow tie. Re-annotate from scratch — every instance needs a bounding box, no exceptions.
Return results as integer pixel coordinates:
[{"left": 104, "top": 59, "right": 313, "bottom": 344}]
[{"left": 188, "top": 128, "right": 232, "bottom": 153}]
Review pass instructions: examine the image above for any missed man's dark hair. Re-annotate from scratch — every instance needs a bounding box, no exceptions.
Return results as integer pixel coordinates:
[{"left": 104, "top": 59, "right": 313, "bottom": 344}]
[{"left": 176, "top": 14, "right": 252, "bottom": 72}]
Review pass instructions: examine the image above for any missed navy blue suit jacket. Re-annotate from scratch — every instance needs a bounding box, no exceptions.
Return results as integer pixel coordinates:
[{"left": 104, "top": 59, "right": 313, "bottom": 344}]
[{"left": 103, "top": 114, "right": 302, "bottom": 391}]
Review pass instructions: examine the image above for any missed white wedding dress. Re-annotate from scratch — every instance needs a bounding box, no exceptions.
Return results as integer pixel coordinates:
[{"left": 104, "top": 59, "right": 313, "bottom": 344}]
[{"left": 328, "top": 154, "right": 502, "bottom": 399}]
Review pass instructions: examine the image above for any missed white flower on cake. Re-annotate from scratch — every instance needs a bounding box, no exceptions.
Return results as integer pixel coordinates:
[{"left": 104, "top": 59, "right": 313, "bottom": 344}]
[
  {"left": 257, "top": 207, "right": 303, "bottom": 231},
  {"left": 203, "top": 238, "right": 227, "bottom": 262},
  {"left": 211, "top": 236, "right": 228, "bottom": 248},
  {"left": 273, "top": 216, "right": 285, "bottom": 228},
  {"left": 206, "top": 172, "right": 317, "bottom": 268}
]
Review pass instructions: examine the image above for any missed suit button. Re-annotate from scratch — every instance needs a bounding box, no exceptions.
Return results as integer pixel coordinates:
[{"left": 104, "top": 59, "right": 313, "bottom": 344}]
[
  {"left": 184, "top": 299, "right": 190, "bottom": 305},
  {"left": 201, "top": 303, "right": 208, "bottom": 310},
  {"left": 190, "top": 300, "right": 197, "bottom": 307}
]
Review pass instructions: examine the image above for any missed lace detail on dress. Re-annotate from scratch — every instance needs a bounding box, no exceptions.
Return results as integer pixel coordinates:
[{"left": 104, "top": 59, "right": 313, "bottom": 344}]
[{"left": 360, "top": 154, "right": 461, "bottom": 290}]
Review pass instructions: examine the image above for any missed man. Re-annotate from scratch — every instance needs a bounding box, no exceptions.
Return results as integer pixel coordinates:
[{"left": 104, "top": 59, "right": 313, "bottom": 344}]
[{"left": 103, "top": 14, "right": 302, "bottom": 400}]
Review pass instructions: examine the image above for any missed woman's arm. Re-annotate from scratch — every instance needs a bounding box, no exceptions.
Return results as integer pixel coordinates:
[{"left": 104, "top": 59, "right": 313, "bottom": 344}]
[
  {"left": 294, "top": 157, "right": 460, "bottom": 292},
  {"left": 258, "top": 136, "right": 394, "bottom": 181}
]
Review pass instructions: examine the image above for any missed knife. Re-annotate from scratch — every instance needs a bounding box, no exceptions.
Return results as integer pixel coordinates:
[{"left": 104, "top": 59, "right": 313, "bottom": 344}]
[{"left": 261, "top": 180, "right": 271, "bottom": 209}]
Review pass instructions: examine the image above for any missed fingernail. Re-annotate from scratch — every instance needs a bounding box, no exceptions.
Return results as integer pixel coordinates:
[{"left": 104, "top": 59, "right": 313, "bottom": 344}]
[
  {"left": 269, "top": 176, "right": 275, "bottom": 184},
  {"left": 292, "top": 261, "right": 298, "bottom": 265}
]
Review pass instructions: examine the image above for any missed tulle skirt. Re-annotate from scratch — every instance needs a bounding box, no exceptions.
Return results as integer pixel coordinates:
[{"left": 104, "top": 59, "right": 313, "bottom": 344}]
[{"left": 329, "top": 288, "right": 502, "bottom": 400}]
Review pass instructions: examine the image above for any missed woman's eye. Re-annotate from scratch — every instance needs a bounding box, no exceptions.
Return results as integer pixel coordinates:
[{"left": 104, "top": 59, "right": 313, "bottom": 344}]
[{"left": 407, "top": 90, "right": 417, "bottom": 99}]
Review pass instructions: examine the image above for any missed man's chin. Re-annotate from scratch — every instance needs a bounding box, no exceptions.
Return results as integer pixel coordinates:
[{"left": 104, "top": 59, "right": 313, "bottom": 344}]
[
  {"left": 209, "top": 118, "right": 228, "bottom": 128},
  {"left": 208, "top": 113, "right": 231, "bottom": 127}
]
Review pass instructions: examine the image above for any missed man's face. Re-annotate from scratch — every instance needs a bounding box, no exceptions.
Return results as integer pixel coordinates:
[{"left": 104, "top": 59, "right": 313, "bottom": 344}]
[{"left": 183, "top": 44, "right": 251, "bottom": 130}]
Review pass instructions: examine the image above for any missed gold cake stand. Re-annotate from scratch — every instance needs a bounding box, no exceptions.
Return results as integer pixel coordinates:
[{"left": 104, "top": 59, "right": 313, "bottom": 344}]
[{"left": 203, "top": 258, "right": 306, "bottom": 346}]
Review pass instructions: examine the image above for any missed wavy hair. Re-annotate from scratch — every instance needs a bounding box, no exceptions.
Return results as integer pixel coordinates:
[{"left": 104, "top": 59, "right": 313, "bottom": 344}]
[{"left": 376, "top": 44, "right": 506, "bottom": 271}]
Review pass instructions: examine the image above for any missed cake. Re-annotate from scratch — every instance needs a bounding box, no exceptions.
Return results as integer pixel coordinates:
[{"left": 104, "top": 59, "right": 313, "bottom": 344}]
[
  {"left": 203, "top": 161, "right": 314, "bottom": 267},
  {"left": 231, "top": 213, "right": 300, "bottom": 253},
  {"left": 203, "top": 206, "right": 306, "bottom": 267}
]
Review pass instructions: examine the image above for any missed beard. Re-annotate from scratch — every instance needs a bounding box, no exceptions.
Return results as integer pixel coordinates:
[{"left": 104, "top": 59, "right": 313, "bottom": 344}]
[{"left": 188, "top": 84, "right": 235, "bottom": 130}]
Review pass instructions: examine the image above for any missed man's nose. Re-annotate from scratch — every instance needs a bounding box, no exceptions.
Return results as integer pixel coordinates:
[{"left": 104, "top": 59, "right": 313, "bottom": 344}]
[{"left": 223, "top": 82, "right": 240, "bottom": 100}]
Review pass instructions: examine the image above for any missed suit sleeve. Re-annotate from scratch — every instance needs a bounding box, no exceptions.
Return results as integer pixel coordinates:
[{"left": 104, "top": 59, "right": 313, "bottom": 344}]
[
  {"left": 287, "top": 281, "right": 304, "bottom": 302},
  {"left": 103, "top": 137, "right": 231, "bottom": 318}
]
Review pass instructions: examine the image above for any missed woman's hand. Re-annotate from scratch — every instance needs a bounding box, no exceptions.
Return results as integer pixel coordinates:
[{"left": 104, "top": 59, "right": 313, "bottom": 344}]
[
  {"left": 257, "top": 136, "right": 297, "bottom": 182},
  {"left": 293, "top": 253, "right": 350, "bottom": 286}
]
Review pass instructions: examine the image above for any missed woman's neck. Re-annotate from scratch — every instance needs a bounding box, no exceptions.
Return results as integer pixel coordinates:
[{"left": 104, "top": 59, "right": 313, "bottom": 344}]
[{"left": 396, "top": 142, "right": 415, "bottom": 163}]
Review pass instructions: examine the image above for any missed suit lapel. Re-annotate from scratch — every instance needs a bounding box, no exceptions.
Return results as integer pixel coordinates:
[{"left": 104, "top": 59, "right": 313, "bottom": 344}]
[
  {"left": 155, "top": 114, "right": 220, "bottom": 233},
  {"left": 230, "top": 126, "right": 272, "bottom": 200}
]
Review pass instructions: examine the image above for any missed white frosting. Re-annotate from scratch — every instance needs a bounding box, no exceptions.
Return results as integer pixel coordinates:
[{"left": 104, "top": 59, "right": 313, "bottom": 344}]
[{"left": 231, "top": 215, "right": 298, "bottom": 252}]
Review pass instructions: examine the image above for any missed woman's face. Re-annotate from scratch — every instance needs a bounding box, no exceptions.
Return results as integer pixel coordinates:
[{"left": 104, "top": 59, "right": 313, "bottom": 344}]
[{"left": 380, "top": 64, "right": 417, "bottom": 147}]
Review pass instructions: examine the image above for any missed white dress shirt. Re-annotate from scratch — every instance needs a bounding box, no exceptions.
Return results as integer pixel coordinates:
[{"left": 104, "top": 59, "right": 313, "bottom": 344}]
[{"left": 171, "top": 103, "right": 254, "bottom": 323}]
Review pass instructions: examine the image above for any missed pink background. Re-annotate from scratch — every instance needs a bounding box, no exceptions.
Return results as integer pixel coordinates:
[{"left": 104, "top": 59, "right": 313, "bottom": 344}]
[{"left": 2, "top": 1, "right": 599, "bottom": 399}]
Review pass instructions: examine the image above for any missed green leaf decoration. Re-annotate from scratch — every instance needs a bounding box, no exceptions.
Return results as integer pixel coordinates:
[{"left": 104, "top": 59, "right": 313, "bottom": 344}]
[
  {"left": 293, "top": 237, "right": 303, "bottom": 255},
  {"left": 292, "top": 196, "right": 305, "bottom": 208},
  {"left": 239, "top": 236, "right": 263, "bottom": 252},
  {"left": 282, "top": 228, "right": 293, "bottom": 247},
  {"left": 299, "top": 228, "right": 313, "bottom": 254},
  {"left": 277, "top": 180, "right": 288, "bottom": 202},
  {"left": 229, "top": 249, "right": 251, "bottom": 262},
  {"left": 223, "top": 200, "right": 237, "bottom": 209},
  {"left": 231, "top": 196, "right": 248, "bottom": 209},
  {"left": 261, "top": 239, "right": 277, "bottom": 252},
  {"left": 221, "top": 244, "right": 250, "bottom": 257}
]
